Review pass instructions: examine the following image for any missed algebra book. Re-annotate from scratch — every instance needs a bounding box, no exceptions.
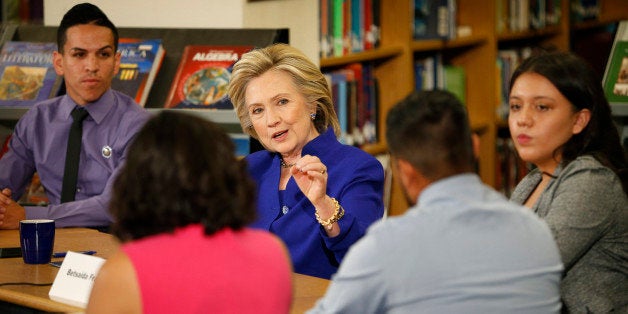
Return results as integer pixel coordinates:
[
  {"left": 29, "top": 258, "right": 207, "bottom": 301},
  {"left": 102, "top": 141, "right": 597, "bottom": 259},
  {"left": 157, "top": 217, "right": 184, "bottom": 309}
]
[
  {"left": 111, "top": 38, "right": 165, "bottom": 107},
  {"left": 165, "top": 45, "right": 254, "bottom": 109},
  {"left": 0, "top": 41, "right": 61, "bottom": 107}
]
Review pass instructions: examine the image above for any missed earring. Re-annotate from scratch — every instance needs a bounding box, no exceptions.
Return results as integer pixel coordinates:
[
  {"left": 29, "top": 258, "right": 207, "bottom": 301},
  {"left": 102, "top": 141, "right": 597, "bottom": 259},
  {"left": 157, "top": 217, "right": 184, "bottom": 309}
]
[{"left": 310, "top": 113, "right": 316, "bottom": 120}]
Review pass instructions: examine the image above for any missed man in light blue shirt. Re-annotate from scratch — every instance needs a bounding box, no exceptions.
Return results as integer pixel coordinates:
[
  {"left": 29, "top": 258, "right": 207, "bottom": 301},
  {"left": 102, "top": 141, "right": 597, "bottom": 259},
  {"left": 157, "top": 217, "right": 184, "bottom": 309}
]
[
  {"left": 308, "top": 90, "right": 564, "bottom": 313},
  {"left": 0, "top": 3, "right": 149, "bottom": 229}
]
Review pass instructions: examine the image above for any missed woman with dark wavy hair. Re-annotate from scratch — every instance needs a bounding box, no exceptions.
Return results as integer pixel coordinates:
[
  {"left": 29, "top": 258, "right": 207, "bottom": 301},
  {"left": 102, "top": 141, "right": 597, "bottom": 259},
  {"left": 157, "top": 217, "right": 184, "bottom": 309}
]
[
  {"left": 508, "top": 51, "right": 627, "bottom": 313},
  {"left": 87, "top": 111, "right": 292, "bottom": 314}
]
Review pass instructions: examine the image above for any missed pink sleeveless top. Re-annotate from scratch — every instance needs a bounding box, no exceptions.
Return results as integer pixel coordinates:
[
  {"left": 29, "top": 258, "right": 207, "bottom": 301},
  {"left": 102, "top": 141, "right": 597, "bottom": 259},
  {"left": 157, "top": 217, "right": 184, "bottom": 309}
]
[{"left": 123, "top": 224, "right": 292, "bottom": 314}]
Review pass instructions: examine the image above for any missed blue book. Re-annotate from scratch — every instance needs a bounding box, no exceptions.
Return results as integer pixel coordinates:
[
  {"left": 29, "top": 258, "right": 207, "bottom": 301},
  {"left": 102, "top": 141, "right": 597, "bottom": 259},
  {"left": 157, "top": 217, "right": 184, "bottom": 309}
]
[
  {"left": 332, "top": 0, "right": 345, "bottom": 56},
  {"left": 330, "top": 71, "right": 350, "bottom": 144},
  {"left": 414, "top": 61, "right": 425, "bottom": 90},
  {"left": 362, "top": 63, "right": 378, "bottom": 144},
  {"left": 350, "top": 0, "right": 363, "bottom": 52},
  {"left": 229, "top": 133, "right": 250, "bottom": 157},
  {"left": 112, "top": 38, "right": 165, "bottom": 107},
  {"left": 413, "top": 0, "right": 455, "bottom": 39},
  {"left": 0, "top": 41, "right": 62, "bottom": 107}
]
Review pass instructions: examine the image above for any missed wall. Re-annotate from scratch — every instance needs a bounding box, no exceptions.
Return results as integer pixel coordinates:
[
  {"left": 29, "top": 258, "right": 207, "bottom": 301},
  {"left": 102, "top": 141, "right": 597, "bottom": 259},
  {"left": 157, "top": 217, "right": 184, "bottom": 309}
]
[
  {"left": 43, "top": 0, "right": 244, "bottom": 28},
  {"left": 243, "top": 0, "right": 318, "bottom": 64},
  {"left": 42, "top": 0, "right": 318, "bottom": 63}
]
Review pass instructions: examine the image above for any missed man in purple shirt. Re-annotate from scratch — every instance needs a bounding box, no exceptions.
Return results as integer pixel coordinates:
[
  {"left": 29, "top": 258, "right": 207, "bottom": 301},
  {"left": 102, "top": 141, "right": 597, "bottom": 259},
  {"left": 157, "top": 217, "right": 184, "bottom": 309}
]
[{"left": 0, "top": 3, "right": 149, "bottom": 229}]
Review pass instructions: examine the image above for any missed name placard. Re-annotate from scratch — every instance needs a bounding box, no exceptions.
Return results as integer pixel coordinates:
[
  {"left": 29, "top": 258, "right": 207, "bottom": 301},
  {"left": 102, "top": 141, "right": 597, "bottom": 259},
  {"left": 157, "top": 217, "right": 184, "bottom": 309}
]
[{"left": 48, "top": 251, "right": 106, "bottom": 308}]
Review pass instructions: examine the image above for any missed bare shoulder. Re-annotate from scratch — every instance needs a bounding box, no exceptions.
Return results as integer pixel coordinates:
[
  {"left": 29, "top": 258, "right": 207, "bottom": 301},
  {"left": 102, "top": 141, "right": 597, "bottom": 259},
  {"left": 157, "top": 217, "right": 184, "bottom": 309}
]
[{"left": 86, "top": 249, "right": 142, "bottom": 314}]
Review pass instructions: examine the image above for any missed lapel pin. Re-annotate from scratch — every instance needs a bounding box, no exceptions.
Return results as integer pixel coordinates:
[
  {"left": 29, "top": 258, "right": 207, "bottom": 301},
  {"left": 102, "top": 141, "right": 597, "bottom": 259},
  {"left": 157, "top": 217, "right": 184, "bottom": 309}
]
[{"left": 101, "top": 145, "right": 112, "bottom": 158}]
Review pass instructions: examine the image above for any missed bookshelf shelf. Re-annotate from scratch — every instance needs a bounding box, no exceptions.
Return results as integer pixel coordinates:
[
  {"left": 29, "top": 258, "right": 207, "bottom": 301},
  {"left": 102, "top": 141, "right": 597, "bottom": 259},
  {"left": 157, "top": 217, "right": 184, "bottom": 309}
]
[
  {"left": 410, "top": 35, "right": 487, "bottom": 52},
  {"left": 361, "top": 142, "right": 388, "bottom": 156},
  {"left": 320, "top": 45, "right": 404, "bottom": 67},
  {"left": 0, "top": 107, "right": 29, "bottom": 121},
  {"left": 471, "top": 120, "right": 491, "bottom": 135},
  {"left": 145, "top": 108, "right": 244, "bottom": 133},
  {"left": 571, "top": 18, "right": 623, "bottom": 31},
  {"left": 610, "top": 104, "right": 628, "bottom": 117},
  {"left": 497, "top": 26, "right": 563, "bottom": 42}
]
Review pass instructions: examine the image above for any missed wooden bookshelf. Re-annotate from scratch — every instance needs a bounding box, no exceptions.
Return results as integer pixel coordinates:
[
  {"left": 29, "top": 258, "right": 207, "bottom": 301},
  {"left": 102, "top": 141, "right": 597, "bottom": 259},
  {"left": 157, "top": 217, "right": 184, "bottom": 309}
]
[{"left": 319, "top": 0, "right": 628, "bottom": 216}]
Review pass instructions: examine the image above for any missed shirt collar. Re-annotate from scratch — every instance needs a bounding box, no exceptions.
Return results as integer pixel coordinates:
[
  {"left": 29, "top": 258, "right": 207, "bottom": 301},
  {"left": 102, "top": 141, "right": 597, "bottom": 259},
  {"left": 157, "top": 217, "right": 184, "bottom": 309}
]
[
  {"left": 302, "top": 127, "right": 336, "bottom": 156},
  {"left": 272, "top": 127, "right": 336, "bottom": 167},
  {"left": 417, "top": 173, "right": 482, "bottom": 209},
  {"left": 60, "top": 89, "right": 115, "bottom": 124}
]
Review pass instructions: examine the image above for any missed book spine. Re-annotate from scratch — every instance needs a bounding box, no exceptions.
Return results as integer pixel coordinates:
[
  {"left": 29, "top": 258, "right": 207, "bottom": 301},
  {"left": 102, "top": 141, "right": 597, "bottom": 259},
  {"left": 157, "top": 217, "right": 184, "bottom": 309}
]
[
  {"left": 165, "top": 46, "right": 190, "bottom": 108},
  {"left": 363, "top": 0, "right": 374, "bottom": 50},
  {"left": 350, "top": 0, "right": 363, "bottom": 52},
  {"left": 333, "top": 0, "right": 345, "bottom": 57},
  {"left": 320, "top": 0, "right": 332, "bottom": 58}
]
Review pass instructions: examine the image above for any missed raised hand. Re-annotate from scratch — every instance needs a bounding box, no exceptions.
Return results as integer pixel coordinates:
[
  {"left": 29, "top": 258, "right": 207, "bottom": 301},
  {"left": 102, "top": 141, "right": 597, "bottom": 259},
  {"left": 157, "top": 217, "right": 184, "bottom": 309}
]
[{"left": 290, "top": 154, "right": 328, "bottom": 206}]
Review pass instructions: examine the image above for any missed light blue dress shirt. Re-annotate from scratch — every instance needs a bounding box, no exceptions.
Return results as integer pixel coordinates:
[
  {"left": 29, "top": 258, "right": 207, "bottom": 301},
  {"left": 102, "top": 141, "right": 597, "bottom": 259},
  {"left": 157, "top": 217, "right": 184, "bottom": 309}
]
[
  {"left": 0, "top": 89, "right": 150, "bottom": 227},
  {"left": 309, "top": 174, "right": 564, "bottom": 313}
]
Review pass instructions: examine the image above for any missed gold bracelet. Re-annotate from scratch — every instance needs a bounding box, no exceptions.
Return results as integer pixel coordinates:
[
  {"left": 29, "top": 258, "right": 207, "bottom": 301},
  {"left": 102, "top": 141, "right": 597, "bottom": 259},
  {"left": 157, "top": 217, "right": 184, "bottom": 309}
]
[{"left": 315, "top": 197, "right": 345, "bottom": 231}]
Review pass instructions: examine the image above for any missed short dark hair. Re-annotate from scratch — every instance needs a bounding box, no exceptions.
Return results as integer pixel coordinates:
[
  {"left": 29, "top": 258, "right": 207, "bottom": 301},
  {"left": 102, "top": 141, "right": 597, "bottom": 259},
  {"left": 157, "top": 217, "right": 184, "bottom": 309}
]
[
  {"left": 109, "top": 111, "right": 257, "bottom": 242},
  {"left": 510, "top": 51, "right": 628, "bottom": 192},
  {"left": 57, "top": 2, "right": 119, "bottom": 52},
  {"left": 385, "top": 90, "right": 475, "bottom": 180}
]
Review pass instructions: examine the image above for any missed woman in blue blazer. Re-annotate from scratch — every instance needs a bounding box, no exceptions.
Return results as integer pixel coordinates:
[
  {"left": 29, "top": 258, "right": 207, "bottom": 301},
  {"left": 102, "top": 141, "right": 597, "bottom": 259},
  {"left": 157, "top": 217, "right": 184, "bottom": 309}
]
[{"left": 228, "top": 43, "right": 385, "bottom": 279}]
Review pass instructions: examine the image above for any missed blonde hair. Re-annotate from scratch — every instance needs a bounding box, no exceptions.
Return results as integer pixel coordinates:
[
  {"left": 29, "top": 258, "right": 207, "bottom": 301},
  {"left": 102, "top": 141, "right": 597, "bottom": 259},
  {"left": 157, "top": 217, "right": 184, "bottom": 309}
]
[{"left": 228, "top": 43, "right": 340, "bottom": 140}]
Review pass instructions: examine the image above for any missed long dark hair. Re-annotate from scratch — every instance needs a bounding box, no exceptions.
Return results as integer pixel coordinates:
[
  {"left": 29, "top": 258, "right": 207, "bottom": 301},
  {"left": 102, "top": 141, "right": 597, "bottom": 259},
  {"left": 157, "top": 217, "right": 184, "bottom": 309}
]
[
  {"left": 510, "top": 51, "right": 628, "bottom": 193},
  {"left": 109, "top": 111, "right": 257, "bottom": 241}
]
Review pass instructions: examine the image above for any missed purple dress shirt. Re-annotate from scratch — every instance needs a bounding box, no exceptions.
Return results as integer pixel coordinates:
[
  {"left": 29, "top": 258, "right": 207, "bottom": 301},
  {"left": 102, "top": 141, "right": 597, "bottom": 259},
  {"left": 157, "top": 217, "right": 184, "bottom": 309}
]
[{"left": 0, "top": 89, "right": 150, "bottom": 227}]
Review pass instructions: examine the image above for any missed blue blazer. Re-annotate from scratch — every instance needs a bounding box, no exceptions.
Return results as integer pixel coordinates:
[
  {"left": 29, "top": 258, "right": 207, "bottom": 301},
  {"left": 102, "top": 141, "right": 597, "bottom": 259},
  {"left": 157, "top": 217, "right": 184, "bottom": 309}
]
[{"left": 246, "top": 128, "right": 385, "bottom": 279}]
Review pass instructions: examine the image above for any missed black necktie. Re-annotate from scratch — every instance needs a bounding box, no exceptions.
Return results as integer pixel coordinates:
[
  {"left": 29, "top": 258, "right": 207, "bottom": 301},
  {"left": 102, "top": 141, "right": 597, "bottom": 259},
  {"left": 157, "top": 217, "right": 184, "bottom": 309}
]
[{"left": 61, "top": 107, "right": 89, "bottom": 203}]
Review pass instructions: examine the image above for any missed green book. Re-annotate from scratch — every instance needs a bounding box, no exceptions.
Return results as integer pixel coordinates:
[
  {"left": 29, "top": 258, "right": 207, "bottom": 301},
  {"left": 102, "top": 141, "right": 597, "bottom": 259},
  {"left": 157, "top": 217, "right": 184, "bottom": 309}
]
[
  {"left": 444, "top": 65, "right": 466, "bottom": 104},
  {"left": 332, "top": 0, "right": 345, "bottom": 57},
  {"left": 603, "top": 21, "right": 628, "bottom": 105}
]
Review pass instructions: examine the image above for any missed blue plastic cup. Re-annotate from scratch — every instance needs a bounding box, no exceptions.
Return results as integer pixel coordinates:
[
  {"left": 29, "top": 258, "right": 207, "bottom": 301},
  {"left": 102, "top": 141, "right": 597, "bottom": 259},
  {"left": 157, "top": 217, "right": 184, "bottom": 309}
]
[{"left": 19, "top": 219, "right": 55, "bottom": 264}]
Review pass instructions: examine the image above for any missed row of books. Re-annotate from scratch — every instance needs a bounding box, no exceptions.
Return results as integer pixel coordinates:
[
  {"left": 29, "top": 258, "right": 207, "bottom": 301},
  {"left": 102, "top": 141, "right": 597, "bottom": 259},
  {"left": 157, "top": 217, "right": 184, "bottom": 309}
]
[
  {"left": 0, "top": 39, "right": 255, "bottom": 203},
  {"left": 413, "top": 0, "right": 457, "bottom": 40},
  {"left": 414, "top": 53, "right": 466, "bottom": 104},
  {"left": 319, "top": 0, "right": 381, "bottom": 58},
  {"left": 0, "top": 39, "right": 387, "bottom": 153},
  {"left": 324, "top": 62, "right": 379, "bottom": 147},
  {"left": 496, "top": 0, "right": 562, "bottom": 34},
  {"left": 0, "top": 39, "right": 257, "bottom": 110},
  {"left": 570, "top": 0, "right": 600, "bottom": 23},
  {"left": 0, "top": 39, "right": 164, "bottom": 108}
]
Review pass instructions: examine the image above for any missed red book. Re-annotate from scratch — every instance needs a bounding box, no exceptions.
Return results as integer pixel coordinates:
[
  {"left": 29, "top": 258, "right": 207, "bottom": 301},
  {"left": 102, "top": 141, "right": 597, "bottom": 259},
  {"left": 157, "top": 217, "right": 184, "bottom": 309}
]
[
  {"left": 363, "top": 0, "right": 373, "bottom": 50},
  {"left": 165, "top": 45, "right": 253, "bottom": 109}
]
